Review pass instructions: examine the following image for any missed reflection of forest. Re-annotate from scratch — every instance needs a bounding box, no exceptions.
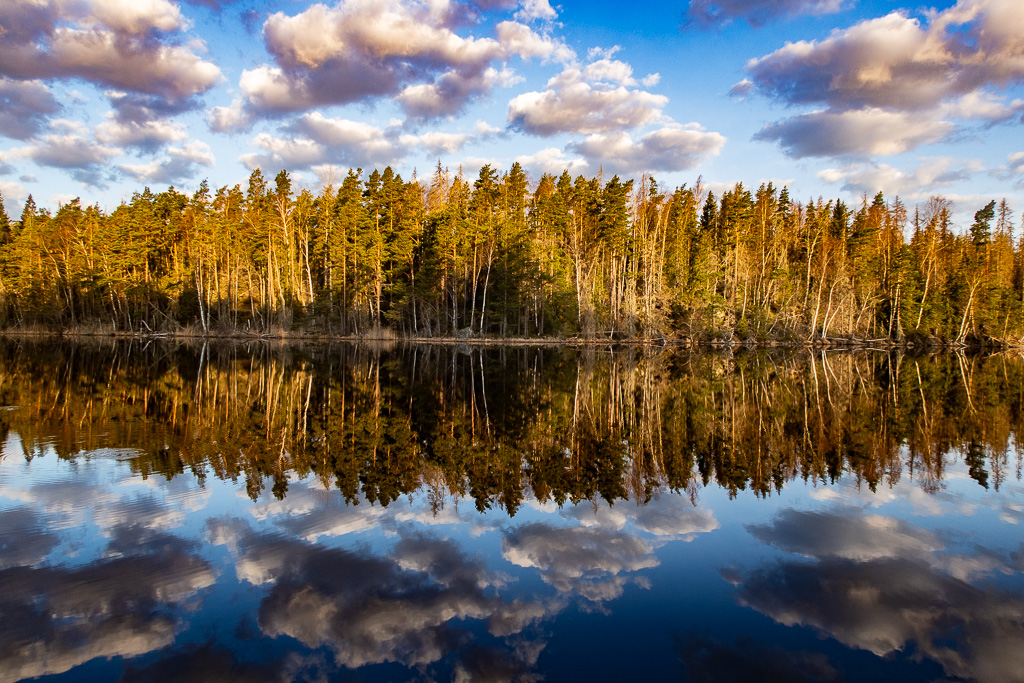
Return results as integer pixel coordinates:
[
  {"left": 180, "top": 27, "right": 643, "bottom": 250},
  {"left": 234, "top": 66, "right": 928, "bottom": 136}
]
[{"left": 0, "top": 341, "right": 1020, "bottom": 513}]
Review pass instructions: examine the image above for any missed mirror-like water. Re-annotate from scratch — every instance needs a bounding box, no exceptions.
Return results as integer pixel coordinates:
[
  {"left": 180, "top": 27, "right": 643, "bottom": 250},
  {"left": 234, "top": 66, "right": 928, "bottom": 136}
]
[{"left": 0, "top": 341, "right": 1022, "bottom": 682}]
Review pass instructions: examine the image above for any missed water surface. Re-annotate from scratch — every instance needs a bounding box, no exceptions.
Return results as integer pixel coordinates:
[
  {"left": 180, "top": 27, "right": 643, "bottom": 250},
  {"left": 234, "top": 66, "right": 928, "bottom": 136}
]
[{"left": 0, "top": 341, "right": 1022, "bottom": 681}]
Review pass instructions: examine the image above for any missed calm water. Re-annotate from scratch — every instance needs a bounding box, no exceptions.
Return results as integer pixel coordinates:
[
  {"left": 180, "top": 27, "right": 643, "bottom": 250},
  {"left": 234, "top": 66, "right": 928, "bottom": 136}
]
[{"left": 0, "top": 341, "right": 1022, "bottom": 682}]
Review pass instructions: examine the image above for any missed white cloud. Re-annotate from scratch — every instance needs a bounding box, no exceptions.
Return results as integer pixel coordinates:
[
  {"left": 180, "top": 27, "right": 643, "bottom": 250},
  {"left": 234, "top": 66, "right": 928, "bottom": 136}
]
[
  {"left": 515, "top": 0, "right": 557, "bottom": 22},
  {"left": 495, "top": 21, "right": 573, "bottom": 63},
  {"left": 754, "top": 107, "right": 954, "bottom": 157},
  {"left": 474, "top": 120, "right": 503, "bottom": 135},
  {"left": 0, "top": 181, "right": 28, "bottom": 204},
  {"left": 944, "top": 92, "right": 1024, "bottom": 122},
  {"left": 817, "top": 157, "right": 984, "bottom": 198},
  {"left": 398, "top": 131, "right": 473, "bottom": 155},
  {"left": 997, "top": 151, "right": 1024, "bottom": 181},
  {"left": 570, "top": 124, "right": 726, "bottom": 174},
  {"left": 729, "top": 78, "right": 754, "bottom": 97},
  {"left": 397, "top": 66, "right": 521, "bottom": 119},
  {"left": 0, "top": 78, "right": 62, "bottom": 140},
  {"left": 206, "top": 99, "right": 252, "bottom": 134},
  {"left": 514, "top": 147, "right": 588, "bottom": 176},
  {"left": 6, "top": 130, "right": 123, "bottom": 185},
  {"left": 96, "top": 117, "right": 187, "bottom": 151},
  {"left": 508, "top": 66, "right": 667, "bottom": 136},
  {"left": 76, "top": 0, "right": 185, "bottom": 35},
  {"left": 240, "top": 113, "right": 405, "bottom": 171},
  {"left": 581, "top": 58, "right": 638, "bottom": 86},
  {"left": 239, "top": 134, "right": 327, "bottom": 171},
  {"left": 239, "top": 0, "right": 572, "bottom": 119},
  {"left": 119, "top": 141, "right": 215, "bottom": 184},
  {"left": 743, "top": 0, "right": 1024, "bottom": 161},
  {"left": 0, "top": 2, "right": 220, "bottom": 102}
]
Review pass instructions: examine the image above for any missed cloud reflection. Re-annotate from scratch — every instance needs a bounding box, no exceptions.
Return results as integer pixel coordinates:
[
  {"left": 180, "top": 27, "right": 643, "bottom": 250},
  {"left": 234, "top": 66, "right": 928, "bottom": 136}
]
[
  {"left": 0, "top": 528, "right": 214, "bottom": 683},
  {"left": 502, "top": 523, "right": 658, "bottom": 603},
  {"left": 737, "top": 508, "right": 1024, "bottom": 682},
  {"left": 0, "top": 506, "right": 60, "bottom": 569},
  {"left": 223, "top": 522, "right": 548, "bottom": 675}
]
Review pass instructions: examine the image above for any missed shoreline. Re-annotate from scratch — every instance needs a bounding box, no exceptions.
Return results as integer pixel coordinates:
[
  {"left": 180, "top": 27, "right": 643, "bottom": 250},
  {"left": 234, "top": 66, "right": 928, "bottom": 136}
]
[{"left": 1, "top": 326, "right": 1020, "bottom": 350}]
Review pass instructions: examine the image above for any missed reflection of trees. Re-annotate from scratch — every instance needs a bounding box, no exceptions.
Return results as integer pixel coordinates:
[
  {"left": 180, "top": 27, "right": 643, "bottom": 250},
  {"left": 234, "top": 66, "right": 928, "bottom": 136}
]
[{"left": 0, "top": 341, "right": 1021, "bottom": 513}]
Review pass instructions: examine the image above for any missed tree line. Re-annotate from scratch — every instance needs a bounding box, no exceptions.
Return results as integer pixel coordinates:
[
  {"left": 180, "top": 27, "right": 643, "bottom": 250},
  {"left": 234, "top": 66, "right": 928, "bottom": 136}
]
[{"left": 0, "top": 164, "right": 1022, "bottom": 343}]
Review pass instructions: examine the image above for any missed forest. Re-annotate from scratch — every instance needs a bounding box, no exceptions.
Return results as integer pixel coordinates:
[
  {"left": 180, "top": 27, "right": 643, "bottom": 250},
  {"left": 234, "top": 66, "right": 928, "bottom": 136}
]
[{"left": 0, "top": 163, "right": 1022, "bottom": 344}]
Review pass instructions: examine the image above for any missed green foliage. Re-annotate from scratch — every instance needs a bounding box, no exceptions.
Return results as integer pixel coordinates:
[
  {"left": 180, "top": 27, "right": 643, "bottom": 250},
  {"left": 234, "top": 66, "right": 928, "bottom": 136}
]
[{"left": 0, "top": 168, "right": 1021, "bottom": 343}]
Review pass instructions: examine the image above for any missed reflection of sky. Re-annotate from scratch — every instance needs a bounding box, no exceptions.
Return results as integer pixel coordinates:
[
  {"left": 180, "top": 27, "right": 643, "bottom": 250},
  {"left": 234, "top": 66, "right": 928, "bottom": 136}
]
[
  {"left": 2, "top": 435, "right": 1023, "bottom": 681},
  {"left": 737, "top": 507, "right": 1024, "bottom": 682}
]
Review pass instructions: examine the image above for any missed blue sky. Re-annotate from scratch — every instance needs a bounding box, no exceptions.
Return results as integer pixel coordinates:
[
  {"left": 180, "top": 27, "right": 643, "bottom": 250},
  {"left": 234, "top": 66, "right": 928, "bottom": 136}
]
[{"left": 1, "top": 0, "right": 1022, "bottom": 227}]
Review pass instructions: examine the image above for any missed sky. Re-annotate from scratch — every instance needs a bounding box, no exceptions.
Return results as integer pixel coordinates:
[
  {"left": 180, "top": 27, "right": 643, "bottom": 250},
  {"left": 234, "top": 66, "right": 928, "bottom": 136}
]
[{"left": 1, "top": 0, "right": 1023, "bottom": 227}]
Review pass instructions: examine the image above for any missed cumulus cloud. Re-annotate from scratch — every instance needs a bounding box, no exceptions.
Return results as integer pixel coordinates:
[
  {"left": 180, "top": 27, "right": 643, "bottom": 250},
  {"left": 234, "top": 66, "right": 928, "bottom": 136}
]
[
  {"left": 745, "top": 0, "right": 1024, "bottom": 157},
  {"left": 239, "top": 133, "right": 330, "bottom": 172},
  {"left": 0, "top": 1, "right": 220, "bottom": 104},
  {"left": 207, "top": 99, "right": 253, "bottom": 134},
  {"left": 106, "top": 90, "right": 202, "bottom": 127},
  {"left": 398, "top": 131, "right": 474, "bottom": 155},
  {"left": 6, "top": 130, "right": 121, "bottom": 186},
  {"left": 745, "top": 12, "right": 957, "bottom": 112},
  {"left": 398, "top": 66, "right": 521, "bottom": 119},
  {"left": 685, "top": 0, "right": 850, "bottom": 28},
  {"left": 754, "top": 107, "right": 954, "bottom": 158},
  {"left": 945, "top": 91, "right": 1024, "bottom": 122},
  {"left": 628, "top": 499, "right": 720, "bottom": 539},
  {"left": 238, "top": 0, "right": 572, "bottom": 120},
  {"left": 23, "top": 133, "right": 120, "bottom": 168},
  {"left": 119, "top": 141, "right": 214, "bottom": 184},
  {"left": 242, "top": 113, "right": 485, "bottom": 172},
  {"left": 569, "top": 124, "right": 726, "bottom": 174},
  {"left": 996, "top": 151, "right": 1024, "bottom": 183},
  {"left": 508, "top": 67, "right": 667, "bottom": 136},
  {"left": 728, "top": 78, "right": 754, "bottom": 97},
  {"left": 515, "top": 0, "right": 557, "bottom": 22},
  {"left": 495, "top": 19, "right": 572, "bottom": 62},
  {"left": 817, "top": 157, "right": 983, "bottom": 197},
  {"left": 96, "top": 116, "right": 187, "bottom": 152},
  {"left": 74, "top": 0, "right": 186, "bottom": 35},
  {"left": 514, "top": 147, "right": 588, "bottom": 176},
  {"left": 475, "top": 120, "right": 504, "bottom": 136},
  {"left": 564, "top": 496, "right": 720, "bottom": 543},
  {"left": 0, "top": 182, "right": 28, "bottom": 207},
  {"left": 0, "top": 78, "right": 62, "bottom": 140},
  {"left": 238, "top": 113, "right": 415, "bottom": 172}
]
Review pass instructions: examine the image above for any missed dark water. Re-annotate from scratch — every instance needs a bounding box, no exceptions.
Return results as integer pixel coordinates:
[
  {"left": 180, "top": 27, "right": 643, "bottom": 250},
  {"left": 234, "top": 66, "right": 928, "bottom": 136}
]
[{"left": 0, "top": 341, "right": 1022, "bottom": 682}]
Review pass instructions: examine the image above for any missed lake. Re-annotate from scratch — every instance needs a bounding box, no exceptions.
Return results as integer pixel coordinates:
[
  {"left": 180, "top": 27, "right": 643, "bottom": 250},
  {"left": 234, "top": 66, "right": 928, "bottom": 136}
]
[{"left": 0, "top": 340, "right": 1022, "bottom": 682}]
